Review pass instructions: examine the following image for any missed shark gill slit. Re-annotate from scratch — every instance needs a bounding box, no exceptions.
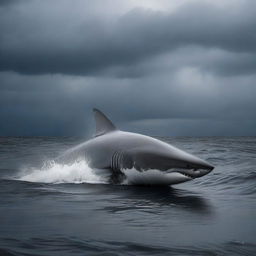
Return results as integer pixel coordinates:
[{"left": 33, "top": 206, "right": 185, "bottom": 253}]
[
  {"left": 111, "top": 152, "right": 115, "bottom": 170},
  {"left": 114, "top": 152, "right": 117, "bottom": 170},
  {"left": 110, "top": 152, "right": 114, "bottom": 170},
  {"left": 111, "top": 151, "right": 120, "bottom": 171},
  {"left": 116, "top": 152, "right": 121, "bottom": 171}
]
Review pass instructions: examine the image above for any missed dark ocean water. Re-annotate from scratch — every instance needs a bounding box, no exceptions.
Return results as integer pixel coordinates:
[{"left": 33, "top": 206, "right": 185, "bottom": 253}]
[{"left": 0, "top": 136, "right": 255, "bottom": 256}]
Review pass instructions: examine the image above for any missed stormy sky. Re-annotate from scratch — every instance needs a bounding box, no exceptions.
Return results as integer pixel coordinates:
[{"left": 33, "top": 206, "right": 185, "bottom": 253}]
[{"left": 0, "top": 0, "right": 255, "bottom": 136}]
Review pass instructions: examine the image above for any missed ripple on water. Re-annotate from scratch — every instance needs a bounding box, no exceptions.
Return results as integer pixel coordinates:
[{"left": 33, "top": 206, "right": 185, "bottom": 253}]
[{"left": 0, "top": 237, "right": 255, "bottom": 256}]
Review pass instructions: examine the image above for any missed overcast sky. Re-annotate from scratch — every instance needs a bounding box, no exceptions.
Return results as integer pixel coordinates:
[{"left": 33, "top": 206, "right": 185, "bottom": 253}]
[{"left": 0, "top": 0, "right": 255, "bottom": 136}]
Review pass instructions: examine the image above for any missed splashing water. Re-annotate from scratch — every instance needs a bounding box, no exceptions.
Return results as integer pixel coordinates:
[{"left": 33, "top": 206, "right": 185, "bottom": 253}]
[
  {"left": 17, "top": 160, "right": 110, "bottom": 184},
  {"left": 17, "top": 160, "right": 180, "bottom": 186},
  {"left": 17, "top": 160, "right": 195, "bottom": 186}
]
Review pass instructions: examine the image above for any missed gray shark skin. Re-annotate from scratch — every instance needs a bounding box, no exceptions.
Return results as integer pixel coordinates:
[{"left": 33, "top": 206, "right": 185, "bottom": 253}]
[{"left": 58, "top": 109, "right": 214, "bottom": 185}]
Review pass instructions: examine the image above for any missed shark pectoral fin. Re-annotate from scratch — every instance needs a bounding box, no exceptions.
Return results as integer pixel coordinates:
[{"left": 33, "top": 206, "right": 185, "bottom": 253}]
[{"left": 93, "top": 108, "right": 118, "bottom": 137}]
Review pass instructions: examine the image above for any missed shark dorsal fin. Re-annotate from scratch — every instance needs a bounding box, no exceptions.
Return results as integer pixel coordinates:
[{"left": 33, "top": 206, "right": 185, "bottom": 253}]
[{"left": 93, "top": 108, "right": 117, "bottom": 137}]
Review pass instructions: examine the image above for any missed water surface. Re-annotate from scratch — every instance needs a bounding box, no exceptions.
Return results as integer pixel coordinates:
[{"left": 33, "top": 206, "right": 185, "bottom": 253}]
[{"left": 0, "top": 136, "right": 255, "bottom": 255}]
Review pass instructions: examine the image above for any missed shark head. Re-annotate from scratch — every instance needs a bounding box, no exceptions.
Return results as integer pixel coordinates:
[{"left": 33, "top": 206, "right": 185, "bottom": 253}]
[{"left": 120, "top": 142, "right": 214, "bottom": 184}]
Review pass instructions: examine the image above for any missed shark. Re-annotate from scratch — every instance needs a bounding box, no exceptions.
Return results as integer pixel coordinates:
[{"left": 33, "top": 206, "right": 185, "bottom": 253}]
[{"left": 57, "top": 109, "right": 214, "bottom": 185}]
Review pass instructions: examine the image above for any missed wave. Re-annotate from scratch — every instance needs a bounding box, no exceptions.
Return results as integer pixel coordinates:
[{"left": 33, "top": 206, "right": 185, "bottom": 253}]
[
  {"left": 17, "top": 160, "right": 110, "bottom": 184},
  {"left": 0, "top": 236, "right": 255, "bottom": 256}
]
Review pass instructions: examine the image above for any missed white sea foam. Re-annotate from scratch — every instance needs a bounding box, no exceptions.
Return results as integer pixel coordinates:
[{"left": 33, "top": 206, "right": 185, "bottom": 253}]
[
  {"left": 17, "top": 160, "right": 110, "bottom": 184},
  {"left": 17, "top": 161, "right": 187, "bottom": 185}
]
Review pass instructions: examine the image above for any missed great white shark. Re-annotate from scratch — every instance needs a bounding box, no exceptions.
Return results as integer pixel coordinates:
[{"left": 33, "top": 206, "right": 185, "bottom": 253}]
[{"left": 58, "top": 109, "right": 214, "bottom": 185}]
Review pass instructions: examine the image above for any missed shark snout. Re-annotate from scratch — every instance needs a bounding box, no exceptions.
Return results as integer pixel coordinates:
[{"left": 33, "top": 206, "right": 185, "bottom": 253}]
[
  {"left": 168, "top": 148, "right": 214, "bottom": 179},
  {"left": 183, "top": 157, "right": 214, "bottom": 178},
  {"left": 189, "top": 159, "right": 214, "bottom": 171}
]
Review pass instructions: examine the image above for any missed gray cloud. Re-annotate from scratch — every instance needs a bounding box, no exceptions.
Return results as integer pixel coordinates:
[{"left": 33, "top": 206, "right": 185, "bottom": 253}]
[
  {"left": 0, "top": 0, "right": 255, "bottom": 76},
  {"left": 0, "top": 0, "right": 255, "bottom": 136},
  {"left": 0, "top": 69, "right": 255, "bottom": 136},
  {"left": 0, "top": 0, "right": 18, "bottom": 7}
]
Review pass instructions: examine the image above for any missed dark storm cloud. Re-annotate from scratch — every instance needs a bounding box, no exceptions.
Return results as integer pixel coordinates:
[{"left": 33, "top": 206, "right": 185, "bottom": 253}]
[
  {"left": 0, "top": 70, "right": 255, "bottom": 136},
  {"left": 0, "top": 0, "right": 18, "bottom": 7},
  {"left": 0, "top": 0, "right": 256, "bottom": 76},
  {"left": 0, "top": 0, "right": 256, "bottom": 136}
]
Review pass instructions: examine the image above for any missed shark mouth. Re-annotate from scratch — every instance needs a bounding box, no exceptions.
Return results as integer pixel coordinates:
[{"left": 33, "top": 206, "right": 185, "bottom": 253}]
[
  {"left": 114, "top": 167, "right": 212, "bottom": 185},
  {"left": 176, "top": 171, "right": 194, "bottom": 179},
  {"left": 166, "top": 168, "right": 212, "bottom": 180},
  {"left": 166, "top": 169, "right": 195, "bottom": 179}
]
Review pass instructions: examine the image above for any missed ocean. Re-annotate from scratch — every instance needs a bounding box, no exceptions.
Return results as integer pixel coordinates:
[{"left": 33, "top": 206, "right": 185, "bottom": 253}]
[{"left": 0, "top": 136, "right": 255, "bottom": 255}]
